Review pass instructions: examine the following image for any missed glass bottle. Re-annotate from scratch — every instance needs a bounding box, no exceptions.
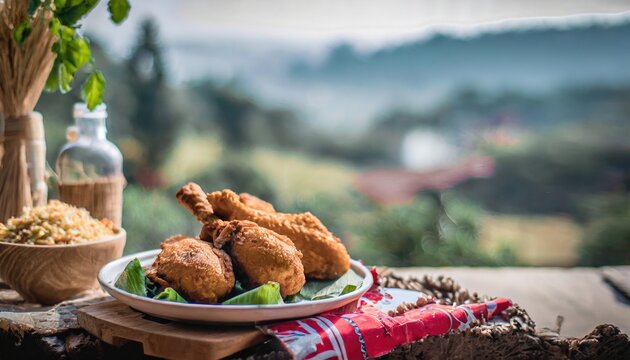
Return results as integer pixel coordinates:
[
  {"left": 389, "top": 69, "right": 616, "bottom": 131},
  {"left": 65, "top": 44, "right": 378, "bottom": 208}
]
[{"left": 56, "top": 103, "right": 124, "bottom": 227}]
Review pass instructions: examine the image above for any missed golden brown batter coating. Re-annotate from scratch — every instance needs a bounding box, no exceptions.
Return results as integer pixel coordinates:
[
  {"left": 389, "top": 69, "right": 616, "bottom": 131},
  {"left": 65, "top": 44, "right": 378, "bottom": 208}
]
[
  {"left": 176, "top": 183, "right": 215, "bottom": 223},
  {"left": 209, "top": 220, "right": 305, "bottom": 297},
  {"left": 206, "top": 190, "right": 351, "bottom": 280},
  {"left": 147, "top": 235, "right": 235, "bottom": 304},
  {"left": 239, "top": 193, "right": 275, "bottom": 212},
  {"left": 177, "top": 183, "right": 305, "bottom": 296}
]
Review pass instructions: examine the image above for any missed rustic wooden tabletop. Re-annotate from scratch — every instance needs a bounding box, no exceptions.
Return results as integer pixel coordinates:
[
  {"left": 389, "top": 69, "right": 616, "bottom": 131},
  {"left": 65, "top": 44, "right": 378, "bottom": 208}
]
[
  {"left": 393, "top": 267, "right": 630, "bottom": 337},
  {"left": 1, "top": 267, "right": 629, "bottom": 358}
]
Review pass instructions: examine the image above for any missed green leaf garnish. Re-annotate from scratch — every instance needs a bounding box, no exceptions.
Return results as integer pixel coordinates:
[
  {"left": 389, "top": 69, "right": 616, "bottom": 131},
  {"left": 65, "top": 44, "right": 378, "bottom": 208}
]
[
  {"left": 222, "top": 282, "right": 284, "bottom": 305},
  {"left": 114, "top": 258, "right": 147, "bottom": 296},
  {"left": 145, "top": 276, "right": 160, "bottom": 298},
  {"left": 153, "top": 288, "right": 188, "bottom": 303},
  {"left": 108, "top": 0, "right": 131, "bottom": 24},
  {"left": 82, "top": 71, "right": 105, "bottom": 110},
  {"left": 294, "top": 269, "right": 363, "bottom": 301}
]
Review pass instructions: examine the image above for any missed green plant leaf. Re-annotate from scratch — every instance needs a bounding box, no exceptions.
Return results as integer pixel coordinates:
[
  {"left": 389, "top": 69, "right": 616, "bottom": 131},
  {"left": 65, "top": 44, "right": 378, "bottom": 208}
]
[
  {"left": 107, "top": 0, "right": 130, "bottom": 24},
  {"left": 45, "top": 60, "right": 61, "bottom": 91},
  {"left": 54, "top": 0, "right": 67, "bottom": 10},
  {"left": 57, "top": 62, "right": 74, "bottom": 93},
  {"left": 65, "top": 35, "right": 91, "bottom": 70},
  {"left": 222, "top": 282, "right": 284, "bottom": 305},
  {"left": 55, "top": 0, "right": 100, "bottom": 26},
  {"left": 12, "top": 20, "right": 32, "bottom": 45},
  {"left": 28, "top": 0, "right": 42, "bottom": 16},
  {"left": 52, "top": 26, "right": 75, "bottom": 61},
  {"left": 81, "top": 71, "right": 105, "bottom": 110},
  {"left": 49, "top": 18, "right": 61, "bottom": 36},
  {"left": 46, "top": 25, "right": 95, "bottom": 95},
  {"left": 114, "top": 258, "right": 147, "bottom": 296},
  {"left": 296, "top": 269, "right": 363, "bottom": 301},
  {"left": 153, "top": 288, "right": 188, "bottom": 303}
]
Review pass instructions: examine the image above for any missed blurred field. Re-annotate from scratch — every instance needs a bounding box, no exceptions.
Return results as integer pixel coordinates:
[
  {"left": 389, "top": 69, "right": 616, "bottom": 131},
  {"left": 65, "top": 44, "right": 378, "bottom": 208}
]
[
  {"left": 161, "top": 134, "right": 357, "bottom": 205},
  {"left": 249, "top": 149, "right": 356, "bottom": 206},
  {"left": 161, "top": 134, "right": 223, "bottom": 184},
  {"left": 480, "top": 215, "right": 582, "bottom": 266}
]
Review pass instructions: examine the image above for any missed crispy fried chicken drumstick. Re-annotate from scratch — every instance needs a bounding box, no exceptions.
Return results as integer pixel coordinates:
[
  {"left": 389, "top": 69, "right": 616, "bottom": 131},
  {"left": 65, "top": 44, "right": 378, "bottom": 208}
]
[
  {"left": 146, "top": 235, "right": 234, "bottom": 304},
  {"left": 206, "top": 190, "right": 351, "bottom": 280},
  {"left": 177, "top": 183, "right": 305, "bottom": 296},
  {"left": 239, "top": 193, "right": 275, "bottom": 212}
]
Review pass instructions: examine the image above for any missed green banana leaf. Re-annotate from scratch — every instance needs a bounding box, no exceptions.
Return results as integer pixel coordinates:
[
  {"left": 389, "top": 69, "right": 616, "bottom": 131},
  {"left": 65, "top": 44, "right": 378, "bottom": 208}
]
[
  {"left": 287, "top": 269, "right": 363, "bottom": 302},
  {"left": 153, "top": 287, "right": 188, "bottom": 303},
  {"left": 114, "top": 258, "right": 147, "bottom": 296},
  {"left": 222, "top": 282, "right": 284, "bottom": 305},
  {"left": 145, "top": 276, "right": 160, "bottom": 298}
]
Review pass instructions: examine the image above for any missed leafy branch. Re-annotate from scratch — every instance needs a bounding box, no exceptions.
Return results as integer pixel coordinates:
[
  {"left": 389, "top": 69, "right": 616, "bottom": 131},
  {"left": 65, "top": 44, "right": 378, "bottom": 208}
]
[{"left": 16, "top": 0, "right": 131, "bottom": 110}]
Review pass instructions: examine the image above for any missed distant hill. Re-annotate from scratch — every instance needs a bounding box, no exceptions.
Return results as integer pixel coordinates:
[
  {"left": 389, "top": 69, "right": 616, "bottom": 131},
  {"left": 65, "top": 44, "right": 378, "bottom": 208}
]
[{"left": 290, "top": 22, "right": 630, "bottom": 94}]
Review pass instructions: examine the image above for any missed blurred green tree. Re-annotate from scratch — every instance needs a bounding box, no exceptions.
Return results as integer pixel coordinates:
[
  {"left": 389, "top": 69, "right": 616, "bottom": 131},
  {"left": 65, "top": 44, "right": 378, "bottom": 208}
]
[
  {"left": 122, "top": 185, "right": 200, "bottom": 254},
  {"left": 126, "top": 18, "right": 179, "bottom": 183},
  {"left": 355, "top": 191, "right": 516, "bottom": 266},
  {"left": 579, "top": 195, "right": 630, "bottom": 266}
]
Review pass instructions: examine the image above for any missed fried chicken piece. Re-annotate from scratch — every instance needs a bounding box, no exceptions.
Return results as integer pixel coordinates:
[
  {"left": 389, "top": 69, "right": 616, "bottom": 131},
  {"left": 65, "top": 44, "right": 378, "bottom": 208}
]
[
  {"left": 146, "top": 235, "right": 235, "bottom": 303},
  {"left": 205, "top": 220, "right": 305, "bottom": 297},
  {"left": 177, "top": 183, "right": 305, "bottom": 296},
  {"left": 239, "top": 193, "right": 275, "bottom": 212},
  {"left": 176, "top": 183, "right": 215, "bottom": 223},
  {"left": 206, "top": 190, "right": 351, "bottom": 280}
]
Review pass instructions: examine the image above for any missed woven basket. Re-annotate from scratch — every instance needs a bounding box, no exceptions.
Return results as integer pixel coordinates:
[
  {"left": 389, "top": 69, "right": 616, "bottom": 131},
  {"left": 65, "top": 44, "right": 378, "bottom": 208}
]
[{"left": 58, "top": 177, "right": 125, "bottom": 227}]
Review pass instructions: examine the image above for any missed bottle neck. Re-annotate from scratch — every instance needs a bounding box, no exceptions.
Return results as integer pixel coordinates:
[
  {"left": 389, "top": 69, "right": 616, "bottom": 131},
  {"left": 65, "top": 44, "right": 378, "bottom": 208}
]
[{"left": 75, "top": 117, "right": 107, "bottom": 140}]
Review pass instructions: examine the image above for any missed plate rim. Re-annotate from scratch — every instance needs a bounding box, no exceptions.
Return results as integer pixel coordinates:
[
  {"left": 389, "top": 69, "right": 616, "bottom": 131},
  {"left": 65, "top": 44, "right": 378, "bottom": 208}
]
[{"left": 99, "top": 249, "right": 374, "bottom": 310}]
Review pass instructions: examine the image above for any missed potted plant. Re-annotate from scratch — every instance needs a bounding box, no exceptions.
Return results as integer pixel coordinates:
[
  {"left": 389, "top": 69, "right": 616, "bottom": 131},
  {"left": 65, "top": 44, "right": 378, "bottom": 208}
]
[{"left": 0, "top": 0, "right": 130, "bottom": 222}]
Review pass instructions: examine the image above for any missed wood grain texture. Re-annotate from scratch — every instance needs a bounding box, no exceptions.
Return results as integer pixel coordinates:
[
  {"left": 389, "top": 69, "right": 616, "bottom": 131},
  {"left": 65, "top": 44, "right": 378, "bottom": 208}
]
[
  {"left": 77, "top": 300, "right": 266, "bottom": 360},
  {"left": 602, "top": 266, "right": 630, "bottom": 300},
  {"left": 0, "top": 230, "right": 125, "bottom": 305},
  {"left": 392, "top": 267, "right": 630, "bottom": 337}
]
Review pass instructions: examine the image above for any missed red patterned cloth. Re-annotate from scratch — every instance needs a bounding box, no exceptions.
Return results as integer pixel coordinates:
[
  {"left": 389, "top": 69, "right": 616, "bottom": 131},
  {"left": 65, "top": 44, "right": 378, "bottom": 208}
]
[{"left": 262, "top": 271, "right": 512, "bottom": 359}]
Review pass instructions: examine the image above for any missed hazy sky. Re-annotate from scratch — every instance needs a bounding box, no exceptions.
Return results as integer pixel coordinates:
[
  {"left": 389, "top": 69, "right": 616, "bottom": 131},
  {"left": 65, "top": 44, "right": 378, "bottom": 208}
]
[
  {"left": 81, "top": 1, "right": 630, "bottom": 130},
  {"left": 86, "top": 0, "right": 630, "bottom": 53},
  {"left": 83, "top": 1, "right": 630, "bottom": 84},
  {"left": 178, "top": 0, "right": 630, "bottom": 31}
]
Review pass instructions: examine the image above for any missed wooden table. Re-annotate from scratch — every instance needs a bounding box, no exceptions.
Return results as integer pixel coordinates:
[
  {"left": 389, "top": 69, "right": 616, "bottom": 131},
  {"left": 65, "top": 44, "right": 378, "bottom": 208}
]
[
  {"left": 1, "top": 267, "right": 629, "bottom": 359},
  {"left": 393, "top": 267, "right": 630, "bottom": 337}
]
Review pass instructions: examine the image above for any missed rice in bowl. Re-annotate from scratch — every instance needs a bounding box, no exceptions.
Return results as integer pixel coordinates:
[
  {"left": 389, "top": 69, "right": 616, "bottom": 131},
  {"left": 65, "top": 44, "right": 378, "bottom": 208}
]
[{"left": 0, "top": 200, "right": 116, "bottom": 245}]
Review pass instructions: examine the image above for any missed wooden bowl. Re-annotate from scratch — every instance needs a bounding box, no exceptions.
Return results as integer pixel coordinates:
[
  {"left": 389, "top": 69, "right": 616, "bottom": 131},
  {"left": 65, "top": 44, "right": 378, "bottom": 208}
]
[{"left": 0, "top": 229, "right": 126, "bottom": 305}]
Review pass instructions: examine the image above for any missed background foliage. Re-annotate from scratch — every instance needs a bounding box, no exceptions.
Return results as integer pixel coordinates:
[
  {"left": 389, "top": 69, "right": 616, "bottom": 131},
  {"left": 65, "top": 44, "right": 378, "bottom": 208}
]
[{"left": 33, "top": 18, "right": 630, "bottom": 266}]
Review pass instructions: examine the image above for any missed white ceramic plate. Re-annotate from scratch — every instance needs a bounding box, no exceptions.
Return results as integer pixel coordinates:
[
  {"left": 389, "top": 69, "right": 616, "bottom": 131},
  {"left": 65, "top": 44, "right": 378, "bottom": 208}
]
[{"left": 99, "top": 249, "right": 374, "bottom": 324}]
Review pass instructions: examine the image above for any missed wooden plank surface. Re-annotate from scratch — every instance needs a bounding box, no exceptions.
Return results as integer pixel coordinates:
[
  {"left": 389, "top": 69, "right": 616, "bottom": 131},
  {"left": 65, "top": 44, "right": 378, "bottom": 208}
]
[
  {"left": 0, "top": 284, "right": 109, "bottom": 334},
  {"left": 393, "top": 267, "right": 630, "bottom": 337},
  {"left": 603, "top": 266, "right": 630, "bottom": 299},
  {"left": 77, "top": 300, "right": 266, "bottom": 360}
]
